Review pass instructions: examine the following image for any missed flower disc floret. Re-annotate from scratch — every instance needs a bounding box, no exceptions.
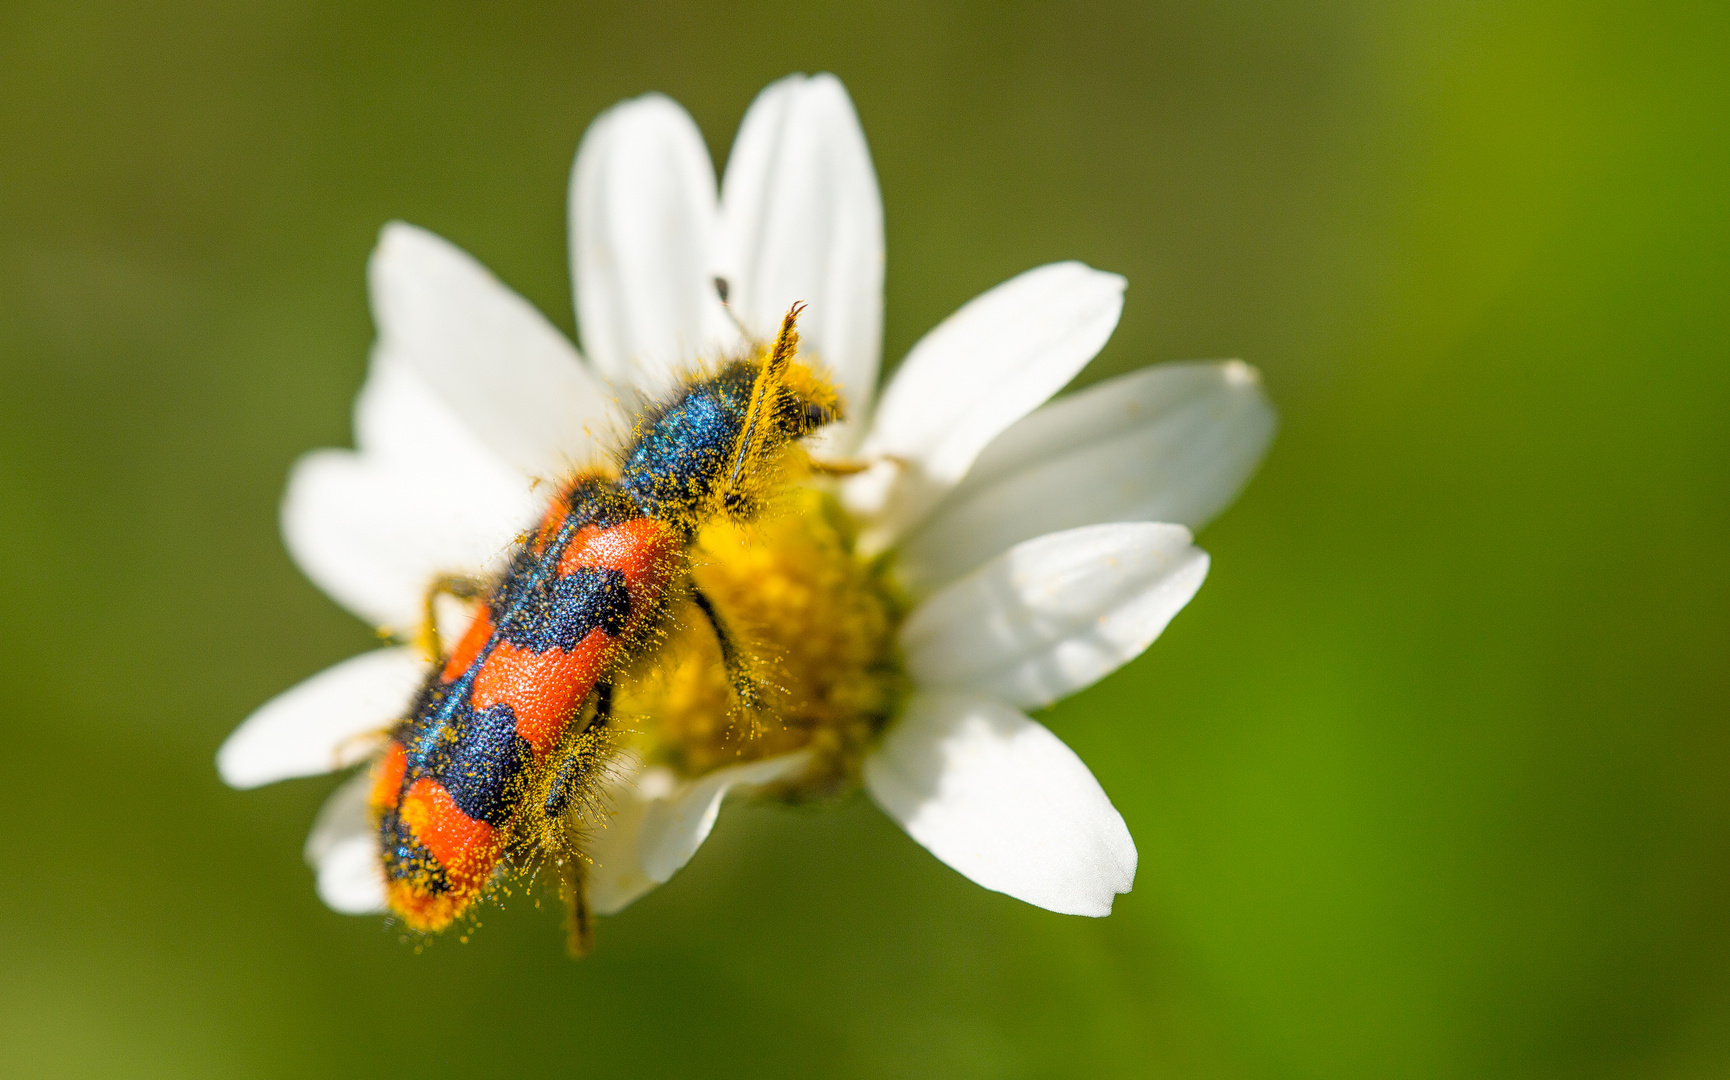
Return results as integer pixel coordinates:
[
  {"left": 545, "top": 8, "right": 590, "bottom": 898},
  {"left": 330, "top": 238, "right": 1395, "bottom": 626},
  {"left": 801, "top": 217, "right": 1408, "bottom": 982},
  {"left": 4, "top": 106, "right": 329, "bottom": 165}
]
[{"left": 616, "top": 487, "right": 907, "bottom": 791}]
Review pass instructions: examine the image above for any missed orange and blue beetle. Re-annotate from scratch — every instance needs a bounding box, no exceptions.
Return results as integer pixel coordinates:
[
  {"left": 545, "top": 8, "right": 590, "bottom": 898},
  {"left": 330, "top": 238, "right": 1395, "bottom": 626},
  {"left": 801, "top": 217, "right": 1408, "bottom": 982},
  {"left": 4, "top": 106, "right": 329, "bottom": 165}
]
[{"left": 367, "top": 304, "right": 839, "bottom": 949}]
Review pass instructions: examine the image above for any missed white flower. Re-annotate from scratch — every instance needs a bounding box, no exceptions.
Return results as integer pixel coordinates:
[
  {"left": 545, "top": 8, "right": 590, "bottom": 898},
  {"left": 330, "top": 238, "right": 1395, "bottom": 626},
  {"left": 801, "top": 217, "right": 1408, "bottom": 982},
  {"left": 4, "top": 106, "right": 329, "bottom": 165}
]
[{"left": 218, "top": 73, "right": 1274, "bottom": 925}]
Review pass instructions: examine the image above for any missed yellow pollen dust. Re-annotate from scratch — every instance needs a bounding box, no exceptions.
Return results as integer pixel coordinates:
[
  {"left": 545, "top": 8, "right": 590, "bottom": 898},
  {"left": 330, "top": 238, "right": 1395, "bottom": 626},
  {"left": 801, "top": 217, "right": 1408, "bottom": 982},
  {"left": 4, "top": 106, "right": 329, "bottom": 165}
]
[{"left": 614, "top": 487, "right": 905, "bottom": 795}]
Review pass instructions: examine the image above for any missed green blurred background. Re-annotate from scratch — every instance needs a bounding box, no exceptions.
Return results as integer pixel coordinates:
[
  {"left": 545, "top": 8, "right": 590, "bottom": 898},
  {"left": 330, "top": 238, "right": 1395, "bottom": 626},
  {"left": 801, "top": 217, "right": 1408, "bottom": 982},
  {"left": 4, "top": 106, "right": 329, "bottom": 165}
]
[{"left": 2, "top": 1, "right": 1726, "bottom": 1076}]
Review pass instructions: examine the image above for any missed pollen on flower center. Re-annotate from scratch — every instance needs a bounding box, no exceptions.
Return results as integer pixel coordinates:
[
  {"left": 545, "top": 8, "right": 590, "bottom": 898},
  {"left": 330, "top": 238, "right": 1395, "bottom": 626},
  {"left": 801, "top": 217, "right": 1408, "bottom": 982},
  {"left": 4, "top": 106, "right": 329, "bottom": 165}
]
[{"left": 613, "top": 487, "right": 906, "bottom": 795}]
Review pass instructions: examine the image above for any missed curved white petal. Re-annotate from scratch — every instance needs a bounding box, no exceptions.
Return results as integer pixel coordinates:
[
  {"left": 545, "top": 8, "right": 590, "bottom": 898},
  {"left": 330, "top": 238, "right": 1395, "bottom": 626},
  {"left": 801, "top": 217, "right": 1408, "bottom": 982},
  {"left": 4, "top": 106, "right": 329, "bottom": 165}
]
[
  {"left": 282, "top": 357, "right": 540, "bottom": 632},
  {"left": 899, "top": 522, "right": 1208, "bottom": 710},
  {"left": 846, "top": 262, "right": 1125, "bottom": 550},
  {"left": 864, "top": 690, "right": 1135, "bottom": 917},
  {"left": 897, "top": 361, "right": 1273, "bottom": 592},
  {"left": 719, "top": 73, "right": 884, "bottom": 444},
  {"left": 370, "top": 222, "right": 619, "bottom": 479},
  {"left": 304, "top": 771, "right": 387, "bottom": 914},
  {"left": 585, "top": 752, "right": 811, "bottom": 916},
  {"left": 218, "top": 648, "right": 423, "bottom": 790},
  {"left": 580, "top": 765, "right": 662, "bottom": 917},
  {"left": 571, "top": 93, "right": 739, "bottom": 400}
]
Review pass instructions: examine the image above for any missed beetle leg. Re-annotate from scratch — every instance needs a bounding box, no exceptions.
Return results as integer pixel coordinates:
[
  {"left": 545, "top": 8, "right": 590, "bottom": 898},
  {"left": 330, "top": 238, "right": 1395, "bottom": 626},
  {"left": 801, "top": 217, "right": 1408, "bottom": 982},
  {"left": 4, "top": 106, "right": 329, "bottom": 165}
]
[
  {"left": 330, "top": 726, "right": 393, "bottom": 769},
  {"left": 555, "top": 845, "right": 595, "bottom": 960},
  {"left": 806, "top": 452, "right": 910, "bottom": 477},
  {"left": 546, "top": 685, "right": 610, "bottom": 963},
  {"left": 806, "top": 457, "right": 872, "bottom": 476},
  {"left": 415, "top": 573, "right": 488, "bottom": 660},
  {"left": 543, "top": 682, "right": 611, "bottom": 821},
  {"left": 690, "top": 587, "right": 763, "bottom": 714}
]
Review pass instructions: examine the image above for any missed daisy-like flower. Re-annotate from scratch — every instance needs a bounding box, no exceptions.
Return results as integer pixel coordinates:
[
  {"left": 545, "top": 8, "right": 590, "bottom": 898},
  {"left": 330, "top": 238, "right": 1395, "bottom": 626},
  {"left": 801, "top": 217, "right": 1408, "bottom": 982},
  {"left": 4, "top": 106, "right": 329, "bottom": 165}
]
[{"left": 218, "top": 73, "right": 1274, "bottom": 929}]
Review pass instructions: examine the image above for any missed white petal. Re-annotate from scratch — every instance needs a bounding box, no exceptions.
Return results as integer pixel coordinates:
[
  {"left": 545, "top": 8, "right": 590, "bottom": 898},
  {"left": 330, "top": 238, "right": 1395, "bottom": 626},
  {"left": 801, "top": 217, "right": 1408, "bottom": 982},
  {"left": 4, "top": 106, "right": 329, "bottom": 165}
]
[
  {"left": 864, "top": 690, "right": 1135, "bottom": 917},
  {"left": 719, "top": 73, "right": 884, "bottom": 444},
  {"left": 897, "top": 361, "right": 1274, "bottom": 592},
  {"left": 304, "top": 771, "right": 387, "bottom": 915},
  {"left": 584, "top": 752, "right": 811, "bottom": 916},
  {"left": 846, "top": 263, "right": 1125, "bottom": 549},
  {"left": 899, "top": 522, "right": 1208, "bottom": 710},
  {"left": 218, "top": 648, "right": 423, "bottom": 790},
  {"left": 581, "top": 765, "right": 660, "bottom": 916},
  {"left": 281, "top": 357, "right": 540, "bottom": 632},
  {"left": 570, "top": 93, "right": 739, "bottom": 400},
  {"left": 637, "top": 752, "right": 812, "bottom": 882},
  {"left": 370, "top": 222, "right": 619, "bottom": 479}
]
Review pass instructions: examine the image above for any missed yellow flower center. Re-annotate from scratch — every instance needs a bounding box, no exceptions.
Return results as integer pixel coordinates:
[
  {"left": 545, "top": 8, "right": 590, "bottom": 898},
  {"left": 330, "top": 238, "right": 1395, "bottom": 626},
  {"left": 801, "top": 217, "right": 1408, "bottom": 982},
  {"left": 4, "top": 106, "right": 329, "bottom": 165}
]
[{"left": 613, "top": 487, "right": 907, "bottom": 796}]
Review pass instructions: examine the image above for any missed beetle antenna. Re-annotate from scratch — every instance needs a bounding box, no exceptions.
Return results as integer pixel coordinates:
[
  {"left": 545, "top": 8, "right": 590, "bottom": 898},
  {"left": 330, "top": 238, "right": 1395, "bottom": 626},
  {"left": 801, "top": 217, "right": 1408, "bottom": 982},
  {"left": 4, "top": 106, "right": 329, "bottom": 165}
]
[
  {"left": 714, "top": 276, "right": 755, "bottom": 344},
  {"left": 723, "top": 303, "right": 804, "bottom": 507}
]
